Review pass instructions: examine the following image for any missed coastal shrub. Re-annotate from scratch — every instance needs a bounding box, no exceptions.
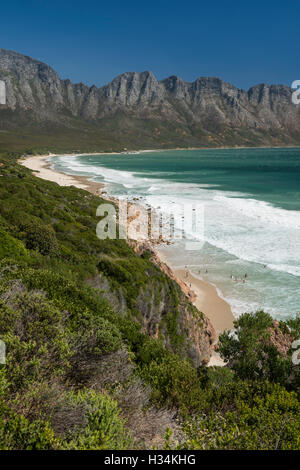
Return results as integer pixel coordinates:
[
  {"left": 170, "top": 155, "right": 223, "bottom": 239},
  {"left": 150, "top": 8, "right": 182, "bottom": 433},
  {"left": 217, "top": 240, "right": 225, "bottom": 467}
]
[
  {"left": 135, "top": 337, "right": 168, "bottom": 366},
  {"left": 0, "top": 405, "right": 59, "bottom": 450},
  {"left": 0, "top": 291, "right": 70, "bottom": 391},
  {"left": 98, "top": 258, "right": 134, "bottom": 284},
  {"left": 22, "top": 222, "right": 60, "bottom": 256},
  {"left": 138, "top": 352, "right": 208, "bottom": 410},
  {"left": 141, "top": 249, "right": 152, "bottom": 260},
  {"left": 218, "top": 311, "right": 293, "bottom": 384},
  {"left": 70, "top": 315, "right": 123, "bottom": 361},
  {"left": 60, "top": 390, "right": 131, "bottom": 450},
  {"left": 182, "top": 384, "right": 300, "bottom": 450},
  {"left": 19, "top": 268, "right": 113, "bottom": 322},
  {"left": 287, "top": 315, "right": 300, "bottom": 337},
  {"left": 0, "top": 229, "right": 28, "bottom": 261},
  {"left": 97, "top": 253, "right": 180, "bottom": 321},
  {"left": 75, "top": 214, "right": 96, "bottom": 229},
  {"left": 0, "top": 373, "right": 59, "bottom": 449},
  {"left": 204, "top": 366, "right": 235, "bottom": 390},
  {"left": 163, "top": 309, "right": 185, "bottom": 352}
]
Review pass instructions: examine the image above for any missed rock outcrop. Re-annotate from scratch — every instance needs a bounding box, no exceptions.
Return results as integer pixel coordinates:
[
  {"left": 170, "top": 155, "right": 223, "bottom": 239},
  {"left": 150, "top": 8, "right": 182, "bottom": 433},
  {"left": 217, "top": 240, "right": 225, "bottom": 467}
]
[{"left": 127, "top": 240, "right": 216, "bottom": 366}]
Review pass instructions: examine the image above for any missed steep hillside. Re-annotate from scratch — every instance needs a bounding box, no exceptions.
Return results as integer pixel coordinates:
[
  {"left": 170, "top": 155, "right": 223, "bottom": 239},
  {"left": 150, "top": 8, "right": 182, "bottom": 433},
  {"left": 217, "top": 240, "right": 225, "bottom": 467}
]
[
  {"left": 0, "top": 153, "right": 300, "bottom": 450},
  {"left": 0, "top": 152, "right": 214, "bottom": 448}
]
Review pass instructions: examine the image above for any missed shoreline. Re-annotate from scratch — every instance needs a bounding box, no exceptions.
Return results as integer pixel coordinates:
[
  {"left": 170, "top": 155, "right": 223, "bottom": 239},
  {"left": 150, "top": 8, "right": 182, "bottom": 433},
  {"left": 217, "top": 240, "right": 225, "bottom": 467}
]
[
  {"left": 19, "top": 154, "right": 105, "bottom": 195},
  {"left": 155, "top": 250, "right": 234, "bottom": 335},
  {"left": 19, "top": 153, "right": 235, "bottom": 343},
  {"left": 18, "top": 143, "right": 300, "bottom": 164},
  {"left": 175, "top": 269, "right": 233, "bottom": 335}
]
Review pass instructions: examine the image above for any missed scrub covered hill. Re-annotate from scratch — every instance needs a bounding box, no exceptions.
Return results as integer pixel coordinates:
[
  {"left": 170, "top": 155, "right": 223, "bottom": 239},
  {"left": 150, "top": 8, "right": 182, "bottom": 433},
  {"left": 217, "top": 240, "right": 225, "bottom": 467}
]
[{"left": 0, "top": 152, "right": 300, "bottom": 450}]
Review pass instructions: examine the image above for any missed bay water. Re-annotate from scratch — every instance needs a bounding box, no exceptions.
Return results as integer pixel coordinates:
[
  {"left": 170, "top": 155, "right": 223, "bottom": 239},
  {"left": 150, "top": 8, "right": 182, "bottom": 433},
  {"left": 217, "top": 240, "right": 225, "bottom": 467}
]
[{"left": 51, "top": 147, "right": 300, "bottom": 320}]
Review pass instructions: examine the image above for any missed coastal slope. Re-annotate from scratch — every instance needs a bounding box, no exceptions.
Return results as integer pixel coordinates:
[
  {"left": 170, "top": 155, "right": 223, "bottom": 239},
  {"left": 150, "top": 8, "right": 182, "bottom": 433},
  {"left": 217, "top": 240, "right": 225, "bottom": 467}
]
[
  {"left": 0, "top": 152, "right": 300, "bottom": 449},
  {"left": 20, "top": 154, "right": 233, "bottom": 339}
]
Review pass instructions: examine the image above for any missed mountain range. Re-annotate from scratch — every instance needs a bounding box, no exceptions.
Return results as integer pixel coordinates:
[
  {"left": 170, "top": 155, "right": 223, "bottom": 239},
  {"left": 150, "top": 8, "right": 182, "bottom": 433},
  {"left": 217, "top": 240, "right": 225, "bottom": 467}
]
[{"left": 0, "top": 48, "right": 300, "bottom": 152}]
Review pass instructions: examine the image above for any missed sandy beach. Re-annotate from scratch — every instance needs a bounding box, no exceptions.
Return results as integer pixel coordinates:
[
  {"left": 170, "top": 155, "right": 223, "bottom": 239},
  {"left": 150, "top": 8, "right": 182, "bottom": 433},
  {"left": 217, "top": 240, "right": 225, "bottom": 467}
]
[
  {"left": 19, "top": 154, "right": 105, "bottom": 196},
  {"left": 19, "top": 153, "right": 235, "bottom": 366},
  {"left": 174, "top": 269, "right": 234, "bottom": 334}
]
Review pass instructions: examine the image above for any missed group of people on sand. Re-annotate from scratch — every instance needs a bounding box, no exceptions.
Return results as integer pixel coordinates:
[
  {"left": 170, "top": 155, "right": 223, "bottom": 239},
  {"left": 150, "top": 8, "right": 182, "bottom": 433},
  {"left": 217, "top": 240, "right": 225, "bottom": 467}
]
[
  {"left": 184, "top": 264, "right": 269, "bottom": 287},
  {"left": 184, "top": 265, "right": 250, "bottom": 286},
  {"left": 184, "top": 266, "right": 209, "bottom": 288},
  {"left": 231, "top": 273, "right": 248, "bottom": 283},
  {"left": 184, "top": 268, "right": 192, "bottom": 287}
]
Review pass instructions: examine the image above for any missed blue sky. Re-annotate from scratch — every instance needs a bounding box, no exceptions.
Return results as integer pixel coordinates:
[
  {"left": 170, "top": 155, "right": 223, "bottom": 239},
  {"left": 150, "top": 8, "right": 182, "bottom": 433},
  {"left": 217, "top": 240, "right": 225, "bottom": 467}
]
[{"left": 0, "top": 0, "right": 298, "bottom": 89}]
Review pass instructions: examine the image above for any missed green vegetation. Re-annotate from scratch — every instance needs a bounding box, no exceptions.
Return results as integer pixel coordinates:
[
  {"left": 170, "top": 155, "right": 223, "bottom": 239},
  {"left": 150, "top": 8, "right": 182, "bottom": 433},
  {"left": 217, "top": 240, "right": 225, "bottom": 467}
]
[
  {"left": 1, "top": 111, "right": 296, "bottom": 155},
  {"left": 0, "top": 152, "right": 299, "bottom": 450}
]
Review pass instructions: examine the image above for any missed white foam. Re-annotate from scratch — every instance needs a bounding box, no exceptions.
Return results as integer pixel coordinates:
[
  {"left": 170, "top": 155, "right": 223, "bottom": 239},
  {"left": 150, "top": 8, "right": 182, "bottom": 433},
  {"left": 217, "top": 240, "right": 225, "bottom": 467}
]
[
  {"left": 52, "top": 155, "right": 300, "bottom": 318},
  {"left": 55, "top": 155, "right": 300, "bottom": 278},
  {"left": 267, "top": 264, "right": 300, "bottom": 277},
  {"left": 214, "top": 195, "right": 300, "bottom": 230}
]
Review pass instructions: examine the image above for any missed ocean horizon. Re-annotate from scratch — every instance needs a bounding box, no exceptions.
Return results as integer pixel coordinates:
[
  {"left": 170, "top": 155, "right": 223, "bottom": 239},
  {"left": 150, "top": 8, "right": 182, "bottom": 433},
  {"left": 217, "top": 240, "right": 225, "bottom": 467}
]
[{"left": 51, "top": 147, "right": 300, "bottom": 320}]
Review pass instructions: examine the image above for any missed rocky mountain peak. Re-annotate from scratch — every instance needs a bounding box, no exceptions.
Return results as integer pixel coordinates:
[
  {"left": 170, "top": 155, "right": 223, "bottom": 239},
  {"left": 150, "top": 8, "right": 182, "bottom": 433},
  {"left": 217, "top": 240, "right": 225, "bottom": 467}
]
[{"left": 0, "top": 48, "right": 299, "bottom": 147}]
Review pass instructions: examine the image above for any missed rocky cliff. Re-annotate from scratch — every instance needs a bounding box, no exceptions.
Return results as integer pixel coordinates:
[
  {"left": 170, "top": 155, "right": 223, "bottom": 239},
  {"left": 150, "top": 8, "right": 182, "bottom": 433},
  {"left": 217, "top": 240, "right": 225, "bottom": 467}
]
[{"left": 1, "top": 48, "right": 300, "bottom": 149}]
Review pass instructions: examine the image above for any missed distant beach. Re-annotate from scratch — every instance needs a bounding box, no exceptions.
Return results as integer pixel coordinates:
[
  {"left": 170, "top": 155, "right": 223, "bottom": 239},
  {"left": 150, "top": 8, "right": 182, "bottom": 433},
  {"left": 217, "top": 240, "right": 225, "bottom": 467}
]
[{"left": 19, "top": 154, "right": 105, "bottom": 195}]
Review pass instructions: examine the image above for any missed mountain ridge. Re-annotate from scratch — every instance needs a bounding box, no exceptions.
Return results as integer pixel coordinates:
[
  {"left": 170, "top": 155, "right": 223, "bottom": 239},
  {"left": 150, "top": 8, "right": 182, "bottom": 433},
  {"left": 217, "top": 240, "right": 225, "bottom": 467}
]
[
  {"left": 0, "top": 48, "right": 299, "bottom": 151},
  {"left": 0, "top": 47, "right": 289, "bottom": 93}
]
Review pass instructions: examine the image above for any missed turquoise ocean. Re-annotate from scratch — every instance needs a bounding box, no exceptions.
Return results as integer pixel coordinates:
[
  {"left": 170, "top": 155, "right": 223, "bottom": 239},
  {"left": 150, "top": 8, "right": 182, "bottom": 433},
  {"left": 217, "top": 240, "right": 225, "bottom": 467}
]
[{"left": 51, "top": 148, "right": 300, "bottom": 320}]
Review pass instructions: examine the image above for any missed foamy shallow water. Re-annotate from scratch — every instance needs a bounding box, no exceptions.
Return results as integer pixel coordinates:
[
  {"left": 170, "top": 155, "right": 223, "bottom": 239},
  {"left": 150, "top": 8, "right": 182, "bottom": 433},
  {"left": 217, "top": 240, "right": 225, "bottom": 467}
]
[{"left": 51, "top": 148, "right": 300, "bottom": 320}]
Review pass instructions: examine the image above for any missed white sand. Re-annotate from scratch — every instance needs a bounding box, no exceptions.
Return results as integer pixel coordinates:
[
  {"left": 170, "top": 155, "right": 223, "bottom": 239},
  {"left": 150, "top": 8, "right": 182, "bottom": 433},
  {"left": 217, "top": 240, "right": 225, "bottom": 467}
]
[
  {"left": 19, "top": 155, "right": 89, "bottom": 188},
  {"left": 174, "top": 269, "right": 234, "bottom": 334}
]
